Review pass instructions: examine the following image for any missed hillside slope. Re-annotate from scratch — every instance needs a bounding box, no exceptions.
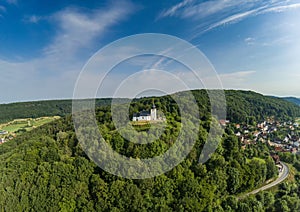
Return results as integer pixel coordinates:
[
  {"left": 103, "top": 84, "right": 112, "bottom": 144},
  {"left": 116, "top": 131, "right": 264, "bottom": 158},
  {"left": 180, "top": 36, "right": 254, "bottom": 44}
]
[
  {"left": 225, "top": 90, "right": 300, "bottom": 123},
  {"left": 1, "top": 90, "right": 300, "bottom": 211},
  {"left": 1, "top": 90, "right": 299, "bottom": 124},
  {"left": 0, "top": 98, "right": 128, "bottom": 124},
  {"left": 282, "top": 97, "right": 300, "bottom": 106}
]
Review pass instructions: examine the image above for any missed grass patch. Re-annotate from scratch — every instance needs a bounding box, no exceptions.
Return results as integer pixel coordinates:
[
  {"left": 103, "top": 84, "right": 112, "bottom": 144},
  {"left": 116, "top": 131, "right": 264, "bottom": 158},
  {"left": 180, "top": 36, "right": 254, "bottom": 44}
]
[
  {"left": 246, "top": 157, "right": 266, "bottom": 164},
  {"left": 2, "top": 123, "right": 27, "bottom": 132},
  {"left": 0, "top": 116, "right": 60, "bottom": 134}
]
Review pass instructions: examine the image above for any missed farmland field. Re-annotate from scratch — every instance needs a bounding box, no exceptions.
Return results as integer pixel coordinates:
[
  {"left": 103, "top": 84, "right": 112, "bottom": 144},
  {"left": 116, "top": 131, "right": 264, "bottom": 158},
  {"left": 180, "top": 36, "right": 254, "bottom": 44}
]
[{"left": 0, "top": 116, "right": 60, "bottom": 135}]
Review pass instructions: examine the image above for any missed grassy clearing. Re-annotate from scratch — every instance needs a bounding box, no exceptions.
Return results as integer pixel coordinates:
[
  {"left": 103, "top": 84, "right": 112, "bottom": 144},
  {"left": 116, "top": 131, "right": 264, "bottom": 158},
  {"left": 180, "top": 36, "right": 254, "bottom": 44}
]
[
  {"left": 1, "top": 123, "right": 27, "bottom": 132},
  {"left": 0, "top": 116, "right": 60, "bottom": 134},
  {"left": 246, "top": 157, "right": 266, "bottom": 164},
  {"left": 131, "top": 121, "right": 151, "bottom": 126}
]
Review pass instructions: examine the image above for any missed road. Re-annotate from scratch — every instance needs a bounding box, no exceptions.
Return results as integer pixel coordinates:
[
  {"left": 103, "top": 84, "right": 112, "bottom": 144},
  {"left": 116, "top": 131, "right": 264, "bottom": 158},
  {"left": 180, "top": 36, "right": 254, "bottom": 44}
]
[{"left": 246, "top": 162, "right": 289, "bottom": 196}]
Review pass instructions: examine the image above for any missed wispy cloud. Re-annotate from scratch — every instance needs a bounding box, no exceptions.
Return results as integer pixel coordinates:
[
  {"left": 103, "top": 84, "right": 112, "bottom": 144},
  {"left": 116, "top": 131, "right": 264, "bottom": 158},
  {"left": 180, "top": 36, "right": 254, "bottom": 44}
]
[
  {"left": 23, "top": 15, "right": 42, "bottom": 23},
  {"left": 45, "top": 1, "right": 134, "bottom": 60},
  {"left": 0, "top": 1, "right": 135, "bottom": 103},
  {"left": 262, "top": 2, "right": 300, "bottom": 13},
  {"left": 6, "top": 0, "right": 17, "bottom": 5},
  {"left": 201, "top": 6, "right": 265, "bottom": 33},
  {"left": 158, "top": 0, "right": 192, "bottom": 18},
  {"left": 159, "top": 0, "right": 300, "bottom": 35},
  {"left": 129, "top": 70, "right": 256, "bottom": 92},
  {"left": 0, "top": 5, "right": 6, "bottom": 18},
  {"left": 159, "top": 0, "right": 242, "bottom": 19},
  {"left": 245, "top": 37, "right": 256, "bottom": 45},
  {"left": 219, "top": 70, "right": 256, "bottom": 85},
  {"left": 0, "top": 5, "right": 6, "bottom": 12}
]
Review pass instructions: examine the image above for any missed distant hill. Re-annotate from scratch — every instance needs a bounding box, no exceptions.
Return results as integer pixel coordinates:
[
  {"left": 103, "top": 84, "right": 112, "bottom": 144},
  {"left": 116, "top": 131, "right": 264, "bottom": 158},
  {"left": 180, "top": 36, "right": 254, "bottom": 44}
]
[
  {"left": 0, "top": 98, "right": 128, "bottom": 124},
  {"left": 282, "top": 97, "right": 300, "bottom": 106},
  {"left": 224, "top": 90, "right": 300, "bottom": 123},
  {"left": 1, "top": 90, "right": 300, "bottom": 124}
]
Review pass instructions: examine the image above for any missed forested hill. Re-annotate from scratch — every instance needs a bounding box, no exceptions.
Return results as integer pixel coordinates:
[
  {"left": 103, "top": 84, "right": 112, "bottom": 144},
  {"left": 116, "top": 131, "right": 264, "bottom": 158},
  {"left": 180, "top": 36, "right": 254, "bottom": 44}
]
[
  {"left": 224, "top": 90, "right": 300, "bottom": 123},
  {"left": 0, "top": 98, "right": 128, "bottom": 124},
  {"left": 1, "top": 90, "right": 300, "bottom": 211},
  {"left": 0, "top": 100, "right": 71, "bottom": 123},
  {"left": 1, "top": 90, "right": 299, "bottom": 124},
  {"left": 282, "top": 97, "right": 300, "bottom": 106}
]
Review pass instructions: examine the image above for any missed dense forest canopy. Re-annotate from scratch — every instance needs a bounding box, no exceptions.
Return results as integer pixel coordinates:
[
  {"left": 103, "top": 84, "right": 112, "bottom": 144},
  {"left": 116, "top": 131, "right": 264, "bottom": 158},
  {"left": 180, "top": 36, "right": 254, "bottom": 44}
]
[
  {"left": 1, "top": 90, "right": 300, "bottom": 211},
  {"left": 0, "top": 98, "right": 129, "bottom": 124},
  {"left": 1, "top": 90, "right": 299, "bottom": 124},
  {"left": 282, "top": 97, "right": 300, "bottom": 106},
  {"left": 224, "top": 90, "right": 300, "bottom": 123}
]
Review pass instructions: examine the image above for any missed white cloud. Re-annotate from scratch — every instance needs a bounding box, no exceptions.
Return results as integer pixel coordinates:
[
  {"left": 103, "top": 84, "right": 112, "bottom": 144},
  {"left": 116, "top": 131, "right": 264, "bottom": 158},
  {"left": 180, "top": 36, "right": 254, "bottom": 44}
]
[
  {"left": 202, "top": 7, "right": 264, "bottom": 33},
  {"left": 218, "top": 71, "right": 256, "bottom": 87},
  {"left": 159, "top": 0, "right": 300, "bottom": 34},
  {"left": 44, "top": 2, "right": 134, "bottom": 60},
  {"left": 0, "top": 2, "right": 135, "bottom": 103},
  {"left": 245, "top": 37, "right": 256, "bottom": 45},
  {"left": 6, "top": 0, "right": 17, "bottom": 5},
  {"left": 263, "top": 3, "right": 300, "bottom": 13},
  {"left": 158, "top": 0, "right": 192, "bottom": 18},
  {"left": 159, "top": 0, "right": 245, "bottom": 19}
]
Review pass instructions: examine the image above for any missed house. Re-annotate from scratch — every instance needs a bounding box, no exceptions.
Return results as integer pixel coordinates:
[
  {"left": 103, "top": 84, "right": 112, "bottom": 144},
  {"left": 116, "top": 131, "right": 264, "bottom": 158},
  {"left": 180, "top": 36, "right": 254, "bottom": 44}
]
[
  {"left": 132, "top": 103, "right": 157, "bottom": 121},
  {"left": 257, "top": 122, "right": 266, "bottom": 129},
  {"left": 244, "top": 130, "right": 249, "bottom": 134},
  {"left": 236, "top": 132, "right": 242, "bottom": 137},
  {"left": 0, "top": 138, "right": 5, "bottom": 144},
  {"left": 253, "top": 131, "right": 261, "bottom": 137},
  {"left": 219, "top": 119, "right": 230, "bottom": 127},
  {"left": 291, "top": 148, "right": 297, "bottom": 154}
]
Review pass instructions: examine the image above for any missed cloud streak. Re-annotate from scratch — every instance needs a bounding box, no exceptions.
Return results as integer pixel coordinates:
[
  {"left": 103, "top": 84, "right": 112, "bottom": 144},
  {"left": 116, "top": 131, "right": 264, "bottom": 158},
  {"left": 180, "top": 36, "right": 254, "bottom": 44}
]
[
  {"left": 0, "top": 5, "right": 5, "bottom": 12},
  {"left": 0, "top": 5, "right": 5, "bottom": 18},
  {"left": 6, "top": 0, "right": 17, "bottom": 5},
  {"left": 159, "top": 0, "right": 300, "bottom": 35}
]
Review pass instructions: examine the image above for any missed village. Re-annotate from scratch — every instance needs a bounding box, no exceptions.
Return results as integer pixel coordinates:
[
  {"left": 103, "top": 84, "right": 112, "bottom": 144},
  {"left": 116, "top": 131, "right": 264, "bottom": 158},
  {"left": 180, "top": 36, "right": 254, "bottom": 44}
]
[
  {"left": 0, "top": 130, "right": 10, "bottom": 145},
  {"left": 132, "top": 103, "right": 300, "bottom": 156},
  {"left": 220, "top": 117, "right": 300, "bottom": 155}
]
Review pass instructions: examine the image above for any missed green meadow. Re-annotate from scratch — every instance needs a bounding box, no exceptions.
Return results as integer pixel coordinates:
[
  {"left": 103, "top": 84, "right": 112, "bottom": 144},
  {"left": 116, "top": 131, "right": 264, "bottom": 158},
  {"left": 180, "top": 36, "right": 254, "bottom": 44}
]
[{"left": 0, "top": 116, "right": 60, "bottom": 134}]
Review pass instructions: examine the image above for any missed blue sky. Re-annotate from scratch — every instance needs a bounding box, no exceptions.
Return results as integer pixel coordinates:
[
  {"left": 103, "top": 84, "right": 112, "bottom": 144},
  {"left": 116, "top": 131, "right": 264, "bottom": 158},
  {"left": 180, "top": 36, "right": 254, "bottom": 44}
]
[{"left": 1, "top": 0, "right": 300, "bottom": 103}]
